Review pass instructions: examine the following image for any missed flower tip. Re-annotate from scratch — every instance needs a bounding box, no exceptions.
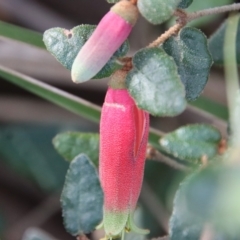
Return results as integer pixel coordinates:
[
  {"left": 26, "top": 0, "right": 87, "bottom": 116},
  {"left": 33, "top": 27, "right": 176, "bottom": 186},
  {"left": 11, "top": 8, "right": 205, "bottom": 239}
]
[
  {"left": 71, "top": 62, "right": 91, "bottom": 83},
  {"left": 71, "top": 74, "right": 80, "bottom": 84}
]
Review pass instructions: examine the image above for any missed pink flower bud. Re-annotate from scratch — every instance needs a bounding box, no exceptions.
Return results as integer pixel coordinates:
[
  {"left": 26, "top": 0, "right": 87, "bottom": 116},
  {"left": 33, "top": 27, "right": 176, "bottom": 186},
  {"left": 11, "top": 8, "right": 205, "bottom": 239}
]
[
  {"left": 99, "top": 87, "right": 149, "bottom": 238},
  {"left": 71, "top": 1, "right": 138, "bottom": 83}
]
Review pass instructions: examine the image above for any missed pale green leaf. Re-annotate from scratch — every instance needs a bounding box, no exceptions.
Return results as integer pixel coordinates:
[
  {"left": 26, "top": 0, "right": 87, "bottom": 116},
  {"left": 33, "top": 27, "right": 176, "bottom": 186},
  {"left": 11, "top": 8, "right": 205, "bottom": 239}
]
[
  {"left": 53, "top": 132, "right": 99, "bottom": 166},
  {"left": 159, "top": 124, "right": 221, "bottom": 164}
]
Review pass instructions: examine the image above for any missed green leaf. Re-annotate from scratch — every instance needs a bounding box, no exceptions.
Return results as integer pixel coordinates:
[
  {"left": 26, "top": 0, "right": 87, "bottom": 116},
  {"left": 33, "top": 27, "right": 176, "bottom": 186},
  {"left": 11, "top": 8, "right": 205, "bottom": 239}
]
[
  {"left": 170, "top": 166, "right": 240, "bottom": 239},
  {"left": 61, "top": 154, "right": 103, "bottom": 236},
  {"left": 126, "top": 47, "right": 186, "bottom": 117},
  {"left": 137, "top": 0, "right": 180, "bottom": 25},
  {"left": 178, "top": 0, "right": 193, "bottom": 8},
  {"left": 43, "top": 25, "right": 129, "bottom": 79},
  {"left": 163, "top": 27, "right": 213, "bottom": 101},
  {"left": 53, "top": 132, "right": 99, "bottom": 166},
  {"left": 0, "top": 20, "right": 45, "bottom": 48},
  {"left": 159, "top": 124, "right": 221, "bottom": 164},
  {"left": 0, "top": 65, "right": 164, "bottom": 150},
  {"left": 209, "top": 18, "right": 240, "bottom": 66},
  {"left": 170, "top": 174, "right": 204, "bottom": 240}
]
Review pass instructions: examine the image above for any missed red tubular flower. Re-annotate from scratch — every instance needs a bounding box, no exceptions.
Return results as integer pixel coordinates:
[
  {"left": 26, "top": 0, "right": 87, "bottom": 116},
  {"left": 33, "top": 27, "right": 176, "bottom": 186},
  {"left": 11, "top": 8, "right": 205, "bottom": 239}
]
[
  {"left": 99, "top": 82, "right": 150, "bottom": 238},
  {"left": 71, "top": 0, "right": 138, "bottom": 83}
]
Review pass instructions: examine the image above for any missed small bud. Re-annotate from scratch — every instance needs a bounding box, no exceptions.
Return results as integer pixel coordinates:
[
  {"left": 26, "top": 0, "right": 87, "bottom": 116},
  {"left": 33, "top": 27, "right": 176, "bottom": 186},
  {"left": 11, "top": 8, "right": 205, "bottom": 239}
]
[{"left": 71, "top": 0, "right": 138, "bottom": 83}]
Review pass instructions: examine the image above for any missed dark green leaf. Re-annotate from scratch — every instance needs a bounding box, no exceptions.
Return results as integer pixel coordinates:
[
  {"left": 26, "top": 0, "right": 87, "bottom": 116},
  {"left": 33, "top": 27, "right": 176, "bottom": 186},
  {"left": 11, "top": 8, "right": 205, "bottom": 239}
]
[
  {"left": 0, "top": 20, "right": 45, "bottom": 48},
  {"left": 159, "top": 124, "right": 221, "bottom": 164},
  {"left": 0, "top": 124, "right": 68, "bottom": 192},
  {"left": 61, "top": 154, "right": 103, "bottom": 236},
  {"left": 137, "top": 0, "right": 180, "bottom": 25},
  {"left": 209, "top": 18, "right": 240, "bottom": 65},
  {"left": 126, "top": 47, "right": 186, "bottom": 116},
  {"left": 178, "top": 0, "right": 193, "bottom": 8},
  {"left": 43, "top": 25, "right": 129, "bottom": 79},
  {"left": 53, "top": 132, "right": 99, "bottom": 166},
  {"left": 163, "top": 27, "right": 212, "bottom": 101}
]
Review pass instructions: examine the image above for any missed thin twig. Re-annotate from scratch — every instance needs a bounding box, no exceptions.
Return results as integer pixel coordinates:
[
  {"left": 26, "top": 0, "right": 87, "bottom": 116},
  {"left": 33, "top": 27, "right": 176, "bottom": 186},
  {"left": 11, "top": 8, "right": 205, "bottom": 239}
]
[
  {"left": 148, "top": 22, "right": 184, "bottom": 48},
  {"left": 148, "top": 3, "right": 240, "bottom": 48},
  {"left": 146, "top": 144, "right": 190, "bottom": 172},
  {"left": 187, "top": 3, "right": 240, "bottom": 22}
]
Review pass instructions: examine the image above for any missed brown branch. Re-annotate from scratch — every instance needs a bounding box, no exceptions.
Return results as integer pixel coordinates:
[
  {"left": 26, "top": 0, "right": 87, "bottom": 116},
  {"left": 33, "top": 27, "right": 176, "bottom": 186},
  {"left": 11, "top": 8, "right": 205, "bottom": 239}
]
[
  {"left": 146, "top": 144, "right": 190, "bottom": 172},
  {"left": 148, "top": 3, "right": 240, "bottom": 48},
  {"left": 120, "top": 57, "right": 133, "bottom": 71},
  {"left": 148, "top": 22, "right": 184, "bottom": 48},
  {"left": 130, "top": 0, "right": 138, "bottom": 5}
]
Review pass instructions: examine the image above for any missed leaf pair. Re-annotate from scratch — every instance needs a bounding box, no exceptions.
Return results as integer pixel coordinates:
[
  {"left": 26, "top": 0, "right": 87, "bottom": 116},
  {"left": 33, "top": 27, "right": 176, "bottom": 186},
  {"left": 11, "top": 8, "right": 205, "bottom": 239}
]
[{"left": 54, "top": 123, "right": 222, "bottom": 172}]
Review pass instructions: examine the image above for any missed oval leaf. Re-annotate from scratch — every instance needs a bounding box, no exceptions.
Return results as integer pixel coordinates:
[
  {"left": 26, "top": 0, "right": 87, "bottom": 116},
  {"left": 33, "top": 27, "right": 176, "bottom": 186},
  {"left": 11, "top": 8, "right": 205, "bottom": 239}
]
[
  {"left": 159, "top": 124, "right": 221, "bottom": 164},
  {"left": 137, "top": 0, "right": 180, "bottom": 25},
  {"left": 53, "top": 132, "right": 99, "bottom": 166},
  {"left": 163, "top": 27, "right": 213, "bottom": 101},
  {"left": 61, "top": 154, "right": 103, "bottom": 236},
  {"left": 209, "top": 18, "right": 240, "bottom": 66},
  {"left": 178, "top": 0, "right": 193, "bottom": 8},
  {"left": 43, "top": 25, "right": 129, "bottom": 79},
  {"left": 126, "top": 47, "right": 186, "bottom": 116}
]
